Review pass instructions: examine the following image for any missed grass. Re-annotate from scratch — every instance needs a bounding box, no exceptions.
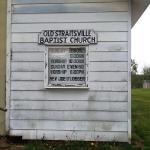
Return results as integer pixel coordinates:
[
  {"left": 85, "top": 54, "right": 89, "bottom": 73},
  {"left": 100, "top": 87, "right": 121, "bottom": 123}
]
[
  {"left": 24, "top": 141, "right": 134, "bottom": 150},
  {"left": 132, "top": 89, "right": 150, "bottom": 149},
  {"left": 23, "top": 89, "right": 150, "bottom": 150}
]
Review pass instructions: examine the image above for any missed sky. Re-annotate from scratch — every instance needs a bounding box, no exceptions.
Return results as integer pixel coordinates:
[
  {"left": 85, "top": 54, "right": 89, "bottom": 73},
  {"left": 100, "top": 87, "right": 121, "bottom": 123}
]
[{"left": 131, "top": 5, "right": 150, "bottom": 74}]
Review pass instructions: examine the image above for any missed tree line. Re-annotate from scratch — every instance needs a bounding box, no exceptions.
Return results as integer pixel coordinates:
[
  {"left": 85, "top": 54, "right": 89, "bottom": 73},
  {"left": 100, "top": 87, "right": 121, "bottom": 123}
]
[{"left": 131, "top": 59, "right": 150, "bottom": 88}]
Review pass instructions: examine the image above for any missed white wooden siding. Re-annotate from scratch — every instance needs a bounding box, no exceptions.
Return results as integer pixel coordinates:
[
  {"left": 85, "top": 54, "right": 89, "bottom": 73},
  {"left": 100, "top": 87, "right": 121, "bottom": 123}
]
[
  {"left": 11, "top": 101, "right": 128, "bottom": 111},
  {"left": 11, "top": 52, "right": 128, "bottom": 62},
  {"left": 12, "top": 13, "right": 129, "bottom": 23},
  {"left": 11, "top": 91, "right": 128, "bottom": 101},
  {"left": 37, "top": 131, "right": 127, "bottom": 141},
  {"left": 12, "top": 32, "right": 128, "bottom": 43},
  {"left": 10, "top": 111, "right": 128, "bottom": 121},
  {"left": 9, "top": 0, "right": 131, "bottom": 142},
  {"left": 12, "top": 2, "right": 128, "bottom": 14},
  {"left": 11, "top": 62, "right": 44, "bottom": 72},
  {"left": 11, "top": 81, "right": 128, "bottom": 91},
  {"left": 10, "top": 120, "right": 127, "bottom": 131},
  {"left": 90, "top": 62, "right": 128, "bottom": 71},
  {"left": 12, "top": 0, "right": 128, "bottom": 4},
  {"left": 11, "top": 62, "right": 128, "bottom": 72},
  {"left": 11, "top": 72, "right": 128, "bottom": 81},
  {"left": 12, "top": 22, "right": 128, "bottom": 33},
  {"left": 12, "top": 42, "right": 128, "bottom": 52},
  {"left": 10, "top": 130, "right": 128, "bottom": 142}
]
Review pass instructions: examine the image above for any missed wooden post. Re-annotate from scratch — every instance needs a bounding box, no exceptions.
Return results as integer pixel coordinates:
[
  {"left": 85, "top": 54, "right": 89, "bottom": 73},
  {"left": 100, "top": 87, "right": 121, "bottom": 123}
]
[{"left": 0, "top": 0, "right": 7, "bottom": 135}]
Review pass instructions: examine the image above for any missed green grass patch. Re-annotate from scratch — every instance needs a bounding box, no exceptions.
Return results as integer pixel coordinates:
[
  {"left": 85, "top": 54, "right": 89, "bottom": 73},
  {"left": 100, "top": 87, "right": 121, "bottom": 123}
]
[
  {"left": 24, "top": 89, "right": 150, "bottom": 150},
  {"left": 132, "top": 89, "right": 150, "bottom": 149},
  {"left": 24, "top": 141, "right": 135, "bottom": 150}
]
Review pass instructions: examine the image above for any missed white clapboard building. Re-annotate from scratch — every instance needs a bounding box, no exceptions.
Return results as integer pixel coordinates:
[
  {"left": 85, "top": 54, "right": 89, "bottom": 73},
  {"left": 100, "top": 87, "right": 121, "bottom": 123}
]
[{"left": 4, "top": 0, "right": 148, "bottom": 142}]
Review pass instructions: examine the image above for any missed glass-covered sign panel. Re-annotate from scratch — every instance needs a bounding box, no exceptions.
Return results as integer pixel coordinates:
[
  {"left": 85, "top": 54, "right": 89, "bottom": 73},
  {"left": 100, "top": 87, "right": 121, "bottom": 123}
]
[{"left": 47, "top": 47, "right": 87, "bottom": 87}]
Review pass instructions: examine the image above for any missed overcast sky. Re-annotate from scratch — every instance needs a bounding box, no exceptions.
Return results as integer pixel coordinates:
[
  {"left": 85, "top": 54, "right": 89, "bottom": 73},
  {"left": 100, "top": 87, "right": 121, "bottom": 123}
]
[{"left": 131, "top": 5, "right": 150, "bottom": 74}]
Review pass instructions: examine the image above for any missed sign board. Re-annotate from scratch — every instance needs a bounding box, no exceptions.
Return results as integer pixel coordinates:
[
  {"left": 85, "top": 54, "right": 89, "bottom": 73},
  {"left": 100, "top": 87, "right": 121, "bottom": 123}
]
[
  {"left": 47, "top": 47, "right": 87, "bottom": 87},
  {"left": 39, "top": 30, "right": 98, "bottom": 45}
]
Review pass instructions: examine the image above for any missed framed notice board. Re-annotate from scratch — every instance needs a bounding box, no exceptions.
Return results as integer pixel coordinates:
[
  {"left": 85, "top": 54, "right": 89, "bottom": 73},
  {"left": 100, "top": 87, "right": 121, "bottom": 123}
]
[{"left": 44, "top": 46, "right": 88, "bottom": 88}]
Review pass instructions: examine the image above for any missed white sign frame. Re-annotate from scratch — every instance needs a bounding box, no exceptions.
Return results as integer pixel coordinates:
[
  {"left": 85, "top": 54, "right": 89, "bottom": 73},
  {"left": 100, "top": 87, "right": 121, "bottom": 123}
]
[{"left": 44, "top": 46, "right": 89, "bottom": 89}]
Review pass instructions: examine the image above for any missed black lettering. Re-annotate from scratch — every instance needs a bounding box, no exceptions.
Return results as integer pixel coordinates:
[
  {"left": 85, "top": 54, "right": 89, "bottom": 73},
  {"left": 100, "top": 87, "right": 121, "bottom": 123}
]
[
  {"left": 50, "top": 31, "right": 54, "bottom": 36},
  {"left": 69, "top": 59, "right": 84, "bottom": 63},
  {"left": 49, "top": 77, "right": 57, "bottom": 81},
  {"left": 50, "top": 70, "right": 67, "bottom": 74},
  {"left": 70, "top": 54, "right": 84, "bottom": 58},
  {"left": 70, "top": 70, "right": 85, "bottom": 74},
  {"left": 69, "top": 48, "right": 86, "bottom": 53},
  {"left": 67, "top": 65, "right": 84, "bottom": 69},
  {"left": 59, "top": 77, "right": 66, "bottom": 81},
  {"left": 91, "top": 37, "right": 96, "bottom": 43},
  {"left": 50, "top": 59, "right": 67, "bottom": 63},
  {"left": 55, "top": 30, "right": 59, "bottom": 36},
  {"left": 51, "top": 65, "right": 65, "bottom": 69},
  {"left": 39, "top": 37, "right": 44, "bottom": 44},
  {"left": 45, "top": 37, "right": 50, "bottom": 43},
  {"left": 43, "top": 30, "right": 48, "bottom": 36}
]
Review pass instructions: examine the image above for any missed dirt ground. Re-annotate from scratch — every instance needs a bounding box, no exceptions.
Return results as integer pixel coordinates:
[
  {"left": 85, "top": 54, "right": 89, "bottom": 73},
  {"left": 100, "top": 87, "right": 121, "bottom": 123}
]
[{"left": 0, "top": 137, "right": 25, "bottom": 150}]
